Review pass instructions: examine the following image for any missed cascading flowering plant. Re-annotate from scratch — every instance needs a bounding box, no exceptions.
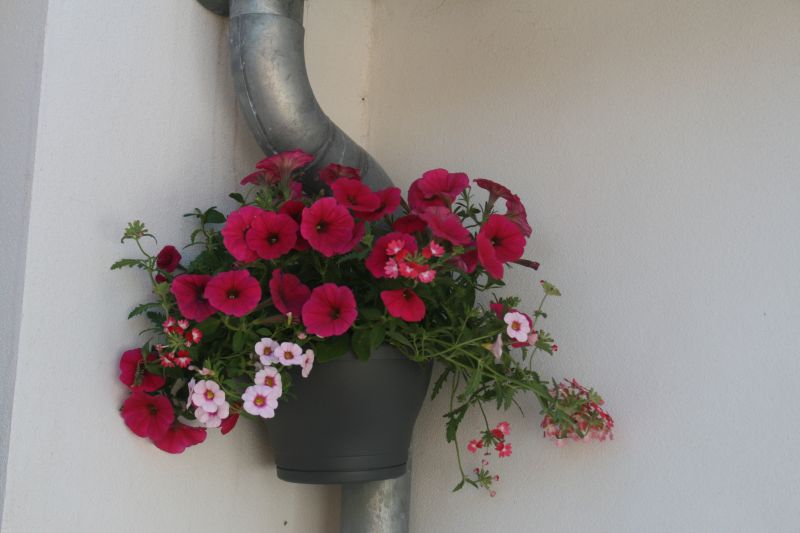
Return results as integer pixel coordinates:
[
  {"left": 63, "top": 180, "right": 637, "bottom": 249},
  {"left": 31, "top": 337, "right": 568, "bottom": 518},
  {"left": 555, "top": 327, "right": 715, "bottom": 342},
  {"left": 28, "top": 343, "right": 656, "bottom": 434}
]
[{"left": 114, "top": 149, "right": 613, "bottom": 494}]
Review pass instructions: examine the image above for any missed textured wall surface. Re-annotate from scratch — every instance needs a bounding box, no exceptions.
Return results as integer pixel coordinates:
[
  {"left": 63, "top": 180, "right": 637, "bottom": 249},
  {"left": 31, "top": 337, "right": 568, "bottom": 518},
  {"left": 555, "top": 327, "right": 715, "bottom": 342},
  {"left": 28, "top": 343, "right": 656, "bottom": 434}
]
[
  {"left": 0, "top": 0, "right": 49, "bottom": 524},
  {"left": 366, "top": 1, "right": 800, "bottom": 532},
  {"left": 0, "top": 1, "right": 371, "bottom": 531}
]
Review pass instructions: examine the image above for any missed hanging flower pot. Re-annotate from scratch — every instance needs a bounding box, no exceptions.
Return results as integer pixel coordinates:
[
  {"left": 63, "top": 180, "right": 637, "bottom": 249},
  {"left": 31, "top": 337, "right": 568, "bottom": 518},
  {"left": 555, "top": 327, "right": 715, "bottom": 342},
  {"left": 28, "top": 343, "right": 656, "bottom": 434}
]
[{"left": 267, "top": 346, "right": 432, "bottom": 483}]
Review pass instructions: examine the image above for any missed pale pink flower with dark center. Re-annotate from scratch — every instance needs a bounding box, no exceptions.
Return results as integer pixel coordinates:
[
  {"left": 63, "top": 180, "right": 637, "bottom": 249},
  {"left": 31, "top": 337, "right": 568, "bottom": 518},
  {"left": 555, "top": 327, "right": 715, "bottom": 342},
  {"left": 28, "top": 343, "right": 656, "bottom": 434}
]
[
  {"left": 255, "top": 338, "right": 280, "bottom": 366},
  {"left": 242, "top": 385, "right": 279, "bottom": 418},
  {"left": 195, "top": 401, "right": 230, "bottom": 429},
  {"left": 275, "top": 342, "right": 303, "bottom": 366},
  {"left": 191, "top": 380, "right": 226, "bottom": 414},
  {"left": 503, "top": 311, "right": 531, "bottom": 342},
  {"left": 301, "top": 349, "right": 315, "bottom": 378},
  {"left": 255, "top": 367, "right": 283, "bottom": 398}
]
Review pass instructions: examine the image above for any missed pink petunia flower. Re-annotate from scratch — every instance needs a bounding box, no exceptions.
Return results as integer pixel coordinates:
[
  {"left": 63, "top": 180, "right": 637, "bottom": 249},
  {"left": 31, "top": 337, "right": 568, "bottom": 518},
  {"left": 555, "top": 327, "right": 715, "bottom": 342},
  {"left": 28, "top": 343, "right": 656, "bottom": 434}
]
[
  {"left": 204, "top": 270, "right": 262, "bottom": 317},
  {"left": 255, "top": 337, "right": 280, "bottom": 366},
  {"left": 241, "top": 149, "right": 314, "bottom": 186},
  {"left": 121, "top": 392, "right": 174, "bottom": 440},
  {"left": 365, "top": 232, "right": 418, "bottom": 278},
  {"left": 381, "top": 289, "right": 426, "bottom": 322},
  {"left": 300, "top": 198, "right": 355, "bottom": 257},
  {"left": 476, "top": 215, "right": 526, "bottom": 280},
  {"left": 269, "top": 269, "right": 311, "bottom": 317},
  {"left": 504, "top": 311, "right": 531, "bottom": 342},
  {"left": 119, "top": 349, "right": 165, "bottom": 392},
  {"left": 319, "top": 163, "right": 361, "bottom": 186},
  {"left": 301, "top": 349, "right": 315, "bottom": 378},
  {"left": 191, "top": 380, "right": 226, "bottom": 414},
  {"left": 451, "top": 249, "right": 478, "bottom": 273},
  {"left": 156, "top": 245, "right": 181, "bottom": 272},
  {"left": 419, "top": 207, "right": 472, "bottom": 246},
  {"left": 152, "top": 422, "right": 207, "bottom": 454},
  {"left": 221, "top": 206, "right": 263, "bottom": 262},
  {"left": 301, "top": 283, "right": 358, "bottom": 337},
  {"left": 195, "top": 401, "right": 230, "bottom": 429},
  {"left": 255, "top": 367, "right": 283, "bottom": 398},
  {"left": 504, "top": 195, "right": 532, "bottom": 237},
  {"left": 170, "top": 274, "right": 215, "bottom": 322},
  {"left": 242, "top": 385, "right": 279, "bottom": 419},
  {"left": 359, "top": 187, "right": 402, "bottom": 221},
  {"left": 407, "top": 168, "right": 470, "bottom": 212},
  {"left": 245, "top": 211, "right": 298, "bottom": 260},
  {"left": 220, "top": 413, "right": 239, "bottom": 435},
  {"left": 335, "top": 221, "right": 365, "bottom": 255},
  {"left": 277, "top": 200, "right": 308, "bottom": 251},
  {"left": 392, "top": 214, "right": 427, "bottom": 234},
  {"left": 474, "top": 178, "right": 515, "bottom": 206},
  {"left": 332, "top": 178, "right": 381, "bottom": 213},
  {"left": 275, "top": 342, "right": 303, "bottom": 366}
]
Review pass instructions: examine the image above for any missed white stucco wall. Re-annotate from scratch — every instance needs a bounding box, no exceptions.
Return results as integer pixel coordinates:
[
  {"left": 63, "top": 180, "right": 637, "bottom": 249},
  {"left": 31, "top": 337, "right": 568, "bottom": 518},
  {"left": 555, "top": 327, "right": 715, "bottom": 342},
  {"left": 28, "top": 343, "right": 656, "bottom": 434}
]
[
  {"left": 367, "top": 1, "right": 800, "bottom": 532},
  {"left": 0, "top": 1, "right": 372, "bottom": 532}
]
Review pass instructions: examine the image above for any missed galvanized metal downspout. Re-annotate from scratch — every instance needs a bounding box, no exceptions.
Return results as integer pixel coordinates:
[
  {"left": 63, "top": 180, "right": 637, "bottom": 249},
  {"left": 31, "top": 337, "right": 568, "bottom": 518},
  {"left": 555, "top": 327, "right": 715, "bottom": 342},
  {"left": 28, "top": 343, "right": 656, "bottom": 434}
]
[{"left": 197, "top": 0, "right": 410, "bottom": 531}]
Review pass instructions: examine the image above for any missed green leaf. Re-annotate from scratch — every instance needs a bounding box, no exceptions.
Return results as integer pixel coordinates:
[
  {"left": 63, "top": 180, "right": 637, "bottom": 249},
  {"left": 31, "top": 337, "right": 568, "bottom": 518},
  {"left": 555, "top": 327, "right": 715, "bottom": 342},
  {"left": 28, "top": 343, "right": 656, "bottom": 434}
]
[
  {"left": 369, "top": 325, "right": 386, "bottom": 350},
  {"left": 360, "top": 307, "right": 384, "bottom": 321},
  {"left": 198, "top": 318, "right": 221, "bottom": 335},
  {"left": 351, "top": 329, "right": 372, "bottom": 361},
  {"left": 111, "top": 259, "right": 142, "bottom": 270},
  {"left": 445, "top": 403, "right": 469, "bottom": 442},
  {"left": 452, "top": 480, "right": 465, "bottom": 492},
  {"left": 232, "top": 330, "right": 246, "bottom": 353},
  {"left": 146, "top": 310, "right": 166, "bottom": 326},
  {"left": 431, "top": 368, "right": 452, "bottom": 400},
  {"left": 229, "top": 193, "right": 245, "bottom": 204},
  {"left": 315, "top": 334, "right": 350, "bottom": 362},
  {"left": 127, "top": 302, "right": 157, "bottom": 319},
  {"left": 204, "top": 207, "right": 226, "bottom": 224},
  {"left": 540, "top": 280, "right": 561, "bottom": 296}
]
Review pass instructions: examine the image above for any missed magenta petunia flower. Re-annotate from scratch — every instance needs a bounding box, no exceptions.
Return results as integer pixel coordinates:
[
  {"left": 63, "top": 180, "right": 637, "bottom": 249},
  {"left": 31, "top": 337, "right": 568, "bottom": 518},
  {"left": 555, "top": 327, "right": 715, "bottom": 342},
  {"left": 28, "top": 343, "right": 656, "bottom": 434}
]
[
  {"left": 381, "top": 288, "right": 426, "bottom": 322},
  {"left": 407, "top": 168, "right": 469, "bottom": 212},
  {"left": 221, "top": 205, "right": 263, "bottom": 262},
  {"left": 269, "top": 269, "right": 311, "bottom": 317},
  {"left": 119, "top": 349, "right": 165, "bottom": 392},
  {"left": 418, "top": 206, "right": 472, "bottom": 245},
  {"left": 332, "top": 178, "right": 381, "bottom": 213},
  {"left": 301, "top": 283, "right": 358, "bottom": 337},
  {"left": 170, "top": 274, "right": 215, "bottom": 322},
  {"left": 245, "top": 211, "right": 298, "bottom": 260},
  {"left": 504, "top": 195, "right": 532, "bottom": 237},
  {"left": 365, "top": 232, "right": 418, "bottom": 278},
  {"left": 476, "top": 214, "right": 526, "bottom": 280},
  {"left": 452, "top": 249, "right": 478, "bottom": 273},
  {"left": 203, "top": 270, "right": 262, "bottom": 317},
  {"left": 474, "top": 178, "right": 515, "bottom": 206},
  {"left": 319, "top": 163, "right": 361, "bottom": 186},
  {"left": 220, "top": 413, "right": 239, "bottom": 435},
  {"left": 156, "top": 245, "right": 181, "bottom": 272},
  {"left": 300, "top": 198, "right": 355, "bottom": 257},
  {"left": 336, "top": 221, "right": 365, "bottom": 255},
  {"left": 152, "top": 422, "right": 207, "bottom": 454},
  {"left": 392, "top": 214, "right": 427, "bottom": 234},
  {"left": 279, "top": 200, "right": 309, "bottom": 250},
  {"left": 121, "top": 392, "right": 174, "bottom": 440},
  {"left": 359, "top": 187, "right": 402, "bottom": 222},
  {"left": 241, "top": 149, "right": 314, "bottom": 186}
]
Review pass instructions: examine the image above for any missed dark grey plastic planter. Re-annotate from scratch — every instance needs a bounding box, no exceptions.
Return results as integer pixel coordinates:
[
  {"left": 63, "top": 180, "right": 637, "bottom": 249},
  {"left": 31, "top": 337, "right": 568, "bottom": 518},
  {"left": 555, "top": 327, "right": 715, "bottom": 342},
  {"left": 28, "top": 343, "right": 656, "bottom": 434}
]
[{"left": 266, "top": 345, "right": 432, "bottom": 484}]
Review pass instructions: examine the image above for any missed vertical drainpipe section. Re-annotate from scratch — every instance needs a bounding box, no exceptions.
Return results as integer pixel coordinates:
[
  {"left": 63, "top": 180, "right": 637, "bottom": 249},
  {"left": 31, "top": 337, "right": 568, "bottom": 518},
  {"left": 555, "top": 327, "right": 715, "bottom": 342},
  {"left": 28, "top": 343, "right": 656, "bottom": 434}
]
[{"left": 197, "top": 1, "right": 410, "bottom": 531}]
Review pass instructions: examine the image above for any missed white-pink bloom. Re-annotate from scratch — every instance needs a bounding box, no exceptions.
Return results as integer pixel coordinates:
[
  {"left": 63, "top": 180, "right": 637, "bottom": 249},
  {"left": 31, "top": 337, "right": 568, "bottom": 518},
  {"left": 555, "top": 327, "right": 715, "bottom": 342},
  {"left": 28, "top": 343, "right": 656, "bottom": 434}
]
[
  {"left": 275, "top": 342, "right": 303, "bottom": 366},
  {"left": 242, "top": 385, "right": 279, "bottom": 418},
  {"left": 185, "top": 378, "right": 196, "bottom": 409},
  {"left": 418, "top": 269, "right": 436, "bottom": 283},
  {"left": 255, "top": 337, "right": 280, "bottom": 366},
  {"left": 301, "top": 349, "right": 315, "bottom": 378},
  {"left": 384, "top": 259, "right": 399, "bottom": 279},
  {"left": 191, "top": 380, "right": 226, "bottom": 413},
  {"left": 255, "top": 367, "right": 283, "bottom": 398},
  {"left": 503, "top": 311, "right": 531, "bottom": 342},
  {"left": 195, "top": 401, "right": 230, "bottom": 428}
]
